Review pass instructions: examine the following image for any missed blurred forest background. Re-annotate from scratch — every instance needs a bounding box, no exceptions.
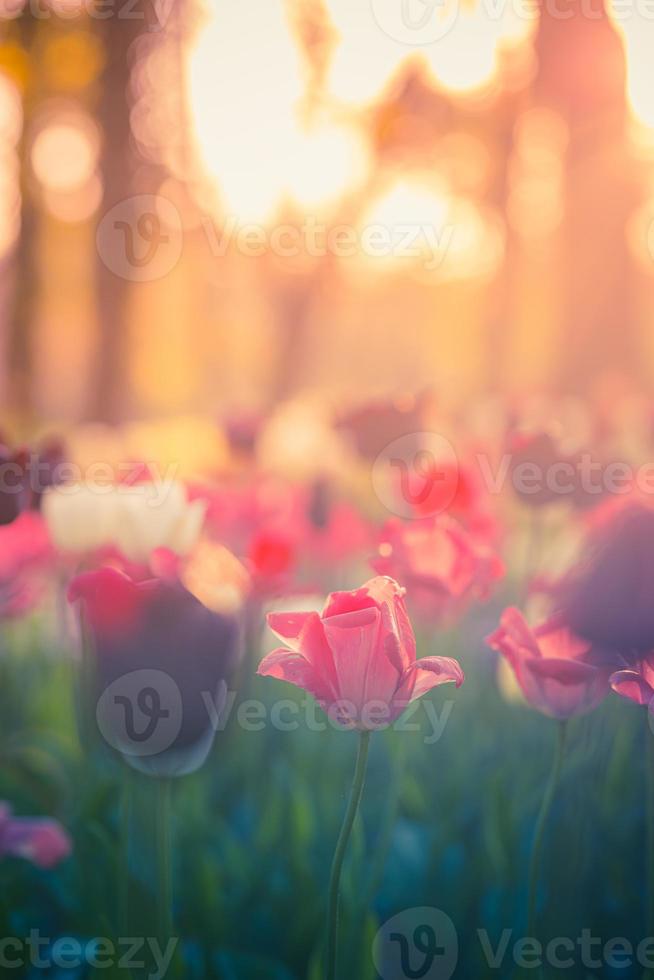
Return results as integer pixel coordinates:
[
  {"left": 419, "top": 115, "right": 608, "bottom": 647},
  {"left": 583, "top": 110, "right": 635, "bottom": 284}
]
[{"left": 0, "top": 0, "right": 653, "bottom": 428}]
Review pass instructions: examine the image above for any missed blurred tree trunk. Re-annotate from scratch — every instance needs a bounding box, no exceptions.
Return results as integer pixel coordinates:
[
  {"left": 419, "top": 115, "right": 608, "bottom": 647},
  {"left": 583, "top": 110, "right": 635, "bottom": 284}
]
[
  {"left": 7, "top": 13, "right": 39, "bottom": 423},
  {"left": 91, "top": 10, "right": 145, "bottom": 423},
  {"left": 535, "top": 0, "right": 643, "bottom": 394}
]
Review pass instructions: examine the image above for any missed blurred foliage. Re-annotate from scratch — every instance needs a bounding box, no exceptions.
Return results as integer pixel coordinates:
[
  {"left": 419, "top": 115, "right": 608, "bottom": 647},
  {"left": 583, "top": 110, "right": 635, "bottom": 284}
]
[{"left": 0, "top": 586, "right": 646, "bottom": 979}]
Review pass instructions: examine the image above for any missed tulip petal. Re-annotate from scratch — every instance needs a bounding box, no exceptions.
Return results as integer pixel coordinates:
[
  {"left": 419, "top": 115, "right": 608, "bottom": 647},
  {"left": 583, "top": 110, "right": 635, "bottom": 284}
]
[
  {"left": 524, "top": 657, "right": 599, "bottom": 685},
  {"left": 360, "top": 576, "right": 416, "bottom": 672},
  {"left": 380, "top": 592, "right": 416, "bottom": 672},
  {"left": 395, "top": 655, "right": 465, "bottom": 708},
  {"left": 641, "top": 657, "right": 654, "bottom": 692},
  {"left": 257, "top": 648, "right": 335, "bottom": 705},
  {"left": 267, "top": 609, "right": 338, "bottom": 690},
  {"left": 610, "top": 669, "right": 654, "bottom": 706},
  {"left": 322, "top": 606, "right": 402, "bottom": 710},
  {"left": 533, "top": 623, "right": 591, "bottom": 661},
  {"left": 489, "top": 607, "right": 541, "bottom": 658},
  {"left": 267, "top": 611, "right": 316, "bottom": 651},
  {"left": 322, "top": 586, "right": 377, "bottom": 619}
]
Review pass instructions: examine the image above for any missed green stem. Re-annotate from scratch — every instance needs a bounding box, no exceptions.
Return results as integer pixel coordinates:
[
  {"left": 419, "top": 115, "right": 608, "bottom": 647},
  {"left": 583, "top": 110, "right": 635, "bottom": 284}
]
[
  {"left": 155, "top": 778, "right": 174, "bottom": 947},
  {"left": 118, "top": 768, "right": 133, "bottom": 939},
  {"left": 326, "top": 731, "right": 371, "bottom": 980},
  {"left": 645, "top": 717, "right": 654, "bottom": 980},
  {"left": 364, "top": 734, "right": 404, "bottom": 908},
  {"left": 526, "top": 721, "right": 568, "bottom": 962}
]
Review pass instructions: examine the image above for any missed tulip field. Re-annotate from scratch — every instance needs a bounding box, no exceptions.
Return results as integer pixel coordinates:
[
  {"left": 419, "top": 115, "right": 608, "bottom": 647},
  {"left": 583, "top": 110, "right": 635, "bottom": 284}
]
[
  {"left": 1, "top": 412, "right": 653, "bottom": 980},
  {"left": 3, "top": 0, "right": 654, "bottom": 975}
]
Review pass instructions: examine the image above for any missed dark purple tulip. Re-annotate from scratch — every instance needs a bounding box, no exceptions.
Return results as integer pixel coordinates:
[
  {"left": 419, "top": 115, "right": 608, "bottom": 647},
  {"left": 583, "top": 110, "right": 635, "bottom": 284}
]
[
  {"left": 0, "top": 436, "right": 66, "bottom": 526},
  {"left": 30, "top": 436, "right": 67, "bottom": 509},
  {"left": 562, "top": 504, "right": 654, "bottom": 663},
  {"left": 0, "top": 445, "right": 28, "bottom": 526},
  {"left": 69, "top": 567, "right": 242, "bottom": 777}
]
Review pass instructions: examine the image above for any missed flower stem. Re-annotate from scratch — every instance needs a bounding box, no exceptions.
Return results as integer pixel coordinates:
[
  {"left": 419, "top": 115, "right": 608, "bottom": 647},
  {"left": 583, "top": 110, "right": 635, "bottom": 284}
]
[
  {"left": 645, "top": 715, "right": 654, "bottom": 980},
  {"left": 118, "top": 768, "right": 133, "bottom": 939},
  {"left": 526, "top": 720, "right": 568, "bottom": 964},
  {"left": 326, "top": 730, "right": 371, "bottom": 980},
  {"left": 155, "top": 777, "right": 173, "bottom": 947},
  {"left": 364, "top": 734, "right": 404, "bottom": 908}
]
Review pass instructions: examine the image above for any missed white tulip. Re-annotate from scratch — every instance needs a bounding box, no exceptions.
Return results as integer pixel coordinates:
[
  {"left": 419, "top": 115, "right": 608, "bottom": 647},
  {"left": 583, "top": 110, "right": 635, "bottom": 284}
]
[
  {"left": 114, "top": 482, "right": 206, "bottom": 563},
  {"left": 42, "top": 484, "right": 121, "bottom": 554},
  {"left": 43, "top": 481, "right": 205, "bottom": 562}
]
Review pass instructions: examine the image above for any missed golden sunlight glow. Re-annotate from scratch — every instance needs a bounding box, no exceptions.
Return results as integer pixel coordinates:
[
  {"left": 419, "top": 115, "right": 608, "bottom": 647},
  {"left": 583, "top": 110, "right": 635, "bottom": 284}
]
[
  {"left": 31, "top": 114, "right": 98, "bottom": 193},
  {"left": 187, "top": 0, "right": 532, "bottom": 222},
  {"left": 508, "top": 108, "right": 567, "bottom": 239},
  {"left": 188, "top": 3, "right": 370, "bottom": 222},
  {"left": 424, "top": 4, "right": 534, "bottom": 95},
  {"left": 326, "top": 1, "right": 409, "bottom": 105},
  {"left": 285, "top": 121, "right": 370, "bottom": 213},
  {"left": 328, "top": 0, "right": 534, "bottom": 102},
  {"left": 363, "top": 179, "right": 449, "bottom": 239},
  {"left": 358, "top": 178, "right": 504, "bottom": 280},
  {"left": 188, "top": 0, "right": 302, "bottom": 224},
  {"left": 609, "top": 4, "right": 654, "bottom": 128},
  {"left": 189, "top": 0, "right": 302, "bottom": 221}
]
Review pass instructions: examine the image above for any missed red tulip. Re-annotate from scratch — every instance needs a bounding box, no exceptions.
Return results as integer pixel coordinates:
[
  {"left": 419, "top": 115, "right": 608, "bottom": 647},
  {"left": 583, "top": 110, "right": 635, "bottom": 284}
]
[
  {"left": 371, "top": 516, "right": 503, "bottom": 622},
  {"left": 487, "top": 608, "right": 610, "bottom": 719},
  {"left": 258, "top": 576, "right": 464, "bottom": 729}
]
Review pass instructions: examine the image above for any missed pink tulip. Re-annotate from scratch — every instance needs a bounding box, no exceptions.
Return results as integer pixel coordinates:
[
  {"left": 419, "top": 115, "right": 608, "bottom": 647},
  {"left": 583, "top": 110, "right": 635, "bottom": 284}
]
[
  {"left": 258, "top": 576, "right": 464, "bottom": 729},
  {"left": 487, "top": 608, "right": 610, "bottom": 719},
  {"left": 610, "top": 654, "right": 654, "bottom": 707},
  {"left": 371, "top": 516, "right": 503, "bottom": 622},
  {"left": 0, "top": 803, "right": 72, "bottom": 869},
  {"left": 0, "top": 512, "right": 53, "bottom": 618}
]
